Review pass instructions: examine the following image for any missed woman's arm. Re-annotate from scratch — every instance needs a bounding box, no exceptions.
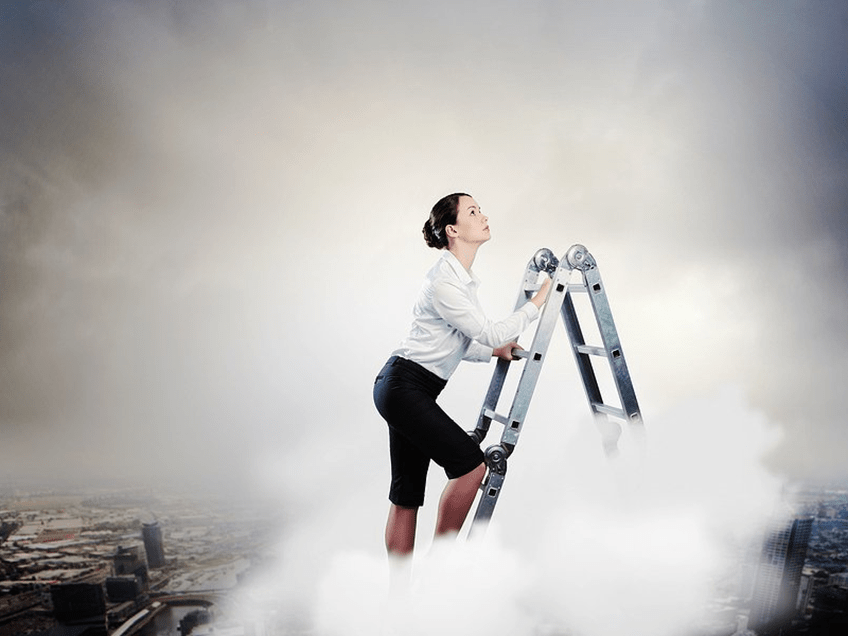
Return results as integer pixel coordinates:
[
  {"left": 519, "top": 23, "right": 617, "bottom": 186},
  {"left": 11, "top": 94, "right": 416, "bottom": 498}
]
[{"left": 432, "top": 276, "right": 549, "bottom": 349}]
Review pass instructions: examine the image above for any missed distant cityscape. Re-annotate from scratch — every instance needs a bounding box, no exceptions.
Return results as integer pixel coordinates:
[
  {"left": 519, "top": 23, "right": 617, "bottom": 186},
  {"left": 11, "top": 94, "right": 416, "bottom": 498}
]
[
  {"left": 1, "top": 483, "right": 846, "bottom": 635},
  {"left": 769, "top": 486, "right": 848, "bottom": 635},
  {"left": 0, "top": 486, "right": 284, "bottom": 635}
]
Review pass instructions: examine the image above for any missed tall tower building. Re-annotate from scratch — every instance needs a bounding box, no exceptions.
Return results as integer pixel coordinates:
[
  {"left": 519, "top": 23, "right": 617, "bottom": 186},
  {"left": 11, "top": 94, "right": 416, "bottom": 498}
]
[
  {"left": 748, "top": 516, "right": 814, "bottom": 633},
  {"left": 142, "top": 521, "right": 166, "bottom": 569}
]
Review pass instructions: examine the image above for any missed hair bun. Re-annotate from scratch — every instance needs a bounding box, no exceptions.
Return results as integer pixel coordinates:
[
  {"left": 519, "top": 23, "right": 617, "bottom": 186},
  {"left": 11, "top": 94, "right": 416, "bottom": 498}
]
[{"left": 422, "top": 220, "right": 442, "bottom": 248}]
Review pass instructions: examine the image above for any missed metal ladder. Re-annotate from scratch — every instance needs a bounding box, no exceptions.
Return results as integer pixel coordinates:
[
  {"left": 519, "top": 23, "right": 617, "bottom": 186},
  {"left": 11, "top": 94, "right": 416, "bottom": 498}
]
[{"left": 467, "top": 245, "right": 644, "bottom": 538}]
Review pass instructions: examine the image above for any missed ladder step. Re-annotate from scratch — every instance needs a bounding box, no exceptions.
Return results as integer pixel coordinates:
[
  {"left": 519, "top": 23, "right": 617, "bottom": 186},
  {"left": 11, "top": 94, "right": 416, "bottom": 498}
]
[
  {"left": 575, "top": 344, "right": 607, "bottom": 357},
  {"left": 592, "top": 402, "right": 625, "bottom": 420},
  {"left": 482, "top": 409, "right": 509, "bottom": 426},
  {"left": 567, "top": 284, "right": 587, "bottom": 293},
  {"left": 512, "top": 349, "right": 545, "bottom": 362}
]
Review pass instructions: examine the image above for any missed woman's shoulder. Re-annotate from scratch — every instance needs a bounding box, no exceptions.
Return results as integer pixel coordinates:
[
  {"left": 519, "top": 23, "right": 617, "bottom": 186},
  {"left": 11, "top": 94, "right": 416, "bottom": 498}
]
[
  {"left": 423, "top": 251, "right": 452, "bottom": 279},
  {"left": 429, "top": 250, "right": 471, "bottom": 283}
]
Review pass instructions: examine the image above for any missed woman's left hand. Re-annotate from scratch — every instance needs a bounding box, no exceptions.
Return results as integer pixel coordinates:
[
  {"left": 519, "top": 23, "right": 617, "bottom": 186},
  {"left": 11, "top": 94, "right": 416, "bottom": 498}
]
[{"left": 493, "top": 342, "right": 523, "bottom": 361}]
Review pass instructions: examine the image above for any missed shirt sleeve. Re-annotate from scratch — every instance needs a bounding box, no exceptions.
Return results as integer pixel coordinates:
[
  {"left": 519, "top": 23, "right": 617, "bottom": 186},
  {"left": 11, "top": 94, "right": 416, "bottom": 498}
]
[
  {"left": 431, "top": 277, "right": 540, "bottom": 351},
  {"left": 463, "top": 340, "right": 494, "bottom": 363}
]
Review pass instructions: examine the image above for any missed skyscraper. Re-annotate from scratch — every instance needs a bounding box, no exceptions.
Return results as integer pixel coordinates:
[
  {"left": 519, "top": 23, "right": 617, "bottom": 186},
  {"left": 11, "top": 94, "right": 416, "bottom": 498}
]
[
  {"left": 142, "top": 521, "right": 166, "bottom": 569},
  {"left": 748, "top": 516, "right": 814, "bottom": 633}
]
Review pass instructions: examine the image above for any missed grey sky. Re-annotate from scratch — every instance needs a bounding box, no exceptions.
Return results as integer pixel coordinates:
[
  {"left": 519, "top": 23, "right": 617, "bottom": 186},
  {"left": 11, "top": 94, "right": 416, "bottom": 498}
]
[{"left": 1, "top": 0, "right": 846, "bottom": 498}]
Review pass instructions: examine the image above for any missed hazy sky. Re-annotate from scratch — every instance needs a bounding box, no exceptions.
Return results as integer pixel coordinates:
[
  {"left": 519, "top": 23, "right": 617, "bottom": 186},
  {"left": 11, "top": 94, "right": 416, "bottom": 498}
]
[
  {"left": 2, "top": 0, "right": 846, "bottom": 489},
  {"left": 2, "top": 1, "right": 846, "bottom": 633},
  {"left": 0, "top": 0, "right": 846, "bottom": 487}
]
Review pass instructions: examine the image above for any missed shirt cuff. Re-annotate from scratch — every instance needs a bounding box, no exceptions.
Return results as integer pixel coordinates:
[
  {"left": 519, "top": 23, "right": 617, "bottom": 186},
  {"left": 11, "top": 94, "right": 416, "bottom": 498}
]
[{"left": 465, "top": 341, "right": 494, "bottom": 363}]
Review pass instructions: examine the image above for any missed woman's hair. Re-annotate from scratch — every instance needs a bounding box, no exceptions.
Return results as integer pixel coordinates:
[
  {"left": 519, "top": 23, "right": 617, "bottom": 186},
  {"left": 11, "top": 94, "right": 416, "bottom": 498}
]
[{"left": 422, "top": 192, "right": 470, "bottom": 249}]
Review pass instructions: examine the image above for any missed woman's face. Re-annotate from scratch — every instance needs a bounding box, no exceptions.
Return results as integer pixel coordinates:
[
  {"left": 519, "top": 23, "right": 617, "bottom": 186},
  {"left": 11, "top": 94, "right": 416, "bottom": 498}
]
[{"left": 448, "top": 196, "right": 490, "bottom": 245}]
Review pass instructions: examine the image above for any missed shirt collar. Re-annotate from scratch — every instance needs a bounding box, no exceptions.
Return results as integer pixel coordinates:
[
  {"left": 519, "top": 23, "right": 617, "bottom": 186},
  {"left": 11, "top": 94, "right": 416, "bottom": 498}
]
[{"left": 441, "top": 250, "right": 480, "bottom": 286}]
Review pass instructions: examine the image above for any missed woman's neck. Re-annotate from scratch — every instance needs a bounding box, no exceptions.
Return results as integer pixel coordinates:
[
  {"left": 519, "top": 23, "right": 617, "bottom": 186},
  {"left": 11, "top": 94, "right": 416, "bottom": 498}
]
[{"left": 448, "top": 241, "right": 480, "bottom": 272}]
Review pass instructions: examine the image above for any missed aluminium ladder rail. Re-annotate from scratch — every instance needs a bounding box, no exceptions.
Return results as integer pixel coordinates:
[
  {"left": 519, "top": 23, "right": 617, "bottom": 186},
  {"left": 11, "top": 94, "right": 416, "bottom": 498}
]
[{"left": 467, "top": 244, "right": 644, "bottom": 538}]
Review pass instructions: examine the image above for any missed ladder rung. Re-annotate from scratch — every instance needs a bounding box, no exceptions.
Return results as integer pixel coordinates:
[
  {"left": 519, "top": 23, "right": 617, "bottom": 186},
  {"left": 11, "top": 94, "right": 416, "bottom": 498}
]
[
  {"left": 575, "top": 344, "right": 607, "bottom": 357},
  {"left": 524, "top": 282, "right": 543, "bottom": 292},
  {"left": 592, "top": 403, "right": 625, "bottom": 419},
  {"left": 567, "top": 284, "right": 587, "bottom": 293},
  {"left": 511, "top": 349, "right": 530, "bottom": 359},
  {"left": 482, "top": 409, "right": 509, "bottom": 426}
]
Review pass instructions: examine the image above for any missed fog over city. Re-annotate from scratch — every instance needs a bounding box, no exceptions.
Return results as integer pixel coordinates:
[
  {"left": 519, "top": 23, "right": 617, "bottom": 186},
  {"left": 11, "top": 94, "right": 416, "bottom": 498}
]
[{"left": 1, "top": 1, "right": 846, "bottom": 634}]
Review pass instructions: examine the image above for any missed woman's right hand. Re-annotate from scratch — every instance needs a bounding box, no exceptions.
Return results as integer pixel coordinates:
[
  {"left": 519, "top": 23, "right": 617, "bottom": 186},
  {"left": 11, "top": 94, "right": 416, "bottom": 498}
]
[{"left": 530, "top": 276, "right": 553, "bottom": 309}]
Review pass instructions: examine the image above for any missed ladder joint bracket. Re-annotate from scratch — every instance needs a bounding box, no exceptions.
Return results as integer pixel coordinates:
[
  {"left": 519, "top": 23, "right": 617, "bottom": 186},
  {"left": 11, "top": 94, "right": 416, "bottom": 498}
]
[{"left": 483, "top": 445, "right": 509, "bottom": 476}]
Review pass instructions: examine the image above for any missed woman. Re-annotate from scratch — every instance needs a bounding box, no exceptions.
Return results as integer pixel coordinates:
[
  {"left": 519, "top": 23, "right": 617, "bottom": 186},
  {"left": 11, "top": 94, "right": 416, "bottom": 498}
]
[{"left": 373, "top": 193, "right": 551, "bottom": 560}]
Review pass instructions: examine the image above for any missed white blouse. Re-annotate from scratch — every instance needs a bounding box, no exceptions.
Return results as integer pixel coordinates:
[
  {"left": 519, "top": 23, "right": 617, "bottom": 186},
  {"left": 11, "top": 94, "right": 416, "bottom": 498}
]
[{"left": 392, "top": 250, "right": 540, "bottom": 380}]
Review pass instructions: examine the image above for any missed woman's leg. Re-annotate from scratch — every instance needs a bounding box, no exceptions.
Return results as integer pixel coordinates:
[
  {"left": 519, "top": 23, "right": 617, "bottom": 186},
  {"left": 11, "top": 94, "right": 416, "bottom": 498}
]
[
  {"left": 385, "top": 503, "right": 418, "bottom": 555},
  {"left": 385, "top": 504, "right": 417, "bottom": 598},
  {"left": 374, "top": 357, "right": 485, "bottom": 545},
  {"left": 434, "top": 462, "right": 486, "bottom": 538}
]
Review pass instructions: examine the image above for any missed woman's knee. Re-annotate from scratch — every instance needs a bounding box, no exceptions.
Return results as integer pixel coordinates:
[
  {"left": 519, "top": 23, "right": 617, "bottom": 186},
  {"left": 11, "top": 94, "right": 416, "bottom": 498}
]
[{"left": 459, "top": 461, "right": 486, "bottom": 487}]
